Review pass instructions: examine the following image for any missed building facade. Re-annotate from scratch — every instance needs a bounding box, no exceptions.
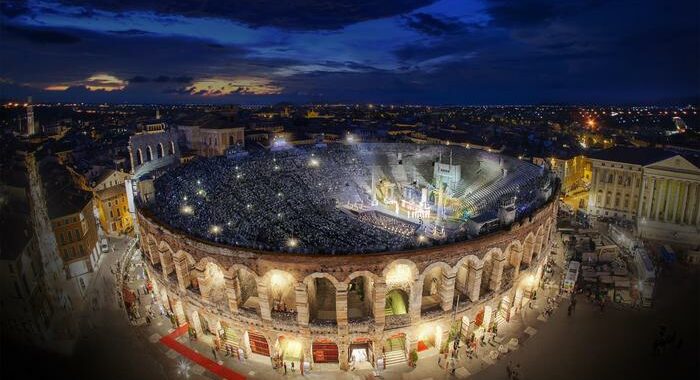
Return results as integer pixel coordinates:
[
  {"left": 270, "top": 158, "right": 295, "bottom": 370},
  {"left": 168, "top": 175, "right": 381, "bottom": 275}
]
[
  {"left": 587, "top": 147, "right": 700, "bottom": 246},
  {"left": 95, "top": 184, "right": 133, "bottom": 235},
  {"left": 179, "top": 125, "right": 245, "bottom": 157},
  {"left": 136, "top": 199, "right": 556, "bottom": 371}
]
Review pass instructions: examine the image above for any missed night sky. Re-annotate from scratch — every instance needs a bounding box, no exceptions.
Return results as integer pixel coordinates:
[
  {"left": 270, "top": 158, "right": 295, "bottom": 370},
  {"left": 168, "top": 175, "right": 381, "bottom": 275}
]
[{"left": 1, "top": 0, "right": 698, "bottom": 105}]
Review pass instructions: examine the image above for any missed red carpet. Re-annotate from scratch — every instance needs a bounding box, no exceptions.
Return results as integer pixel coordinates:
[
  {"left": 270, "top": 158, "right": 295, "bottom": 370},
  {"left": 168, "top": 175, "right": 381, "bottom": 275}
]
[{"left": 160, "top": 324, "right": 246, "bottom": 380}]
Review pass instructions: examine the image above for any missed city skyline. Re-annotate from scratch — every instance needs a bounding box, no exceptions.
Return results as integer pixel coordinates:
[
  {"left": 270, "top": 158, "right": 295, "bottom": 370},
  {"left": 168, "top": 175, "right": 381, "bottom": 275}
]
[{"left": 1, "top": 0, "right": 699, "bottom": 105}]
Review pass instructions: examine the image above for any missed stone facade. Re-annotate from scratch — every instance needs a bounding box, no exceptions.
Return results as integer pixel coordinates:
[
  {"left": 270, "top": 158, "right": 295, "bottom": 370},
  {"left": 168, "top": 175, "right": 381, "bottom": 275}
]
[{"left": 138, "top": 198, "right": 557, "bottom": 371}]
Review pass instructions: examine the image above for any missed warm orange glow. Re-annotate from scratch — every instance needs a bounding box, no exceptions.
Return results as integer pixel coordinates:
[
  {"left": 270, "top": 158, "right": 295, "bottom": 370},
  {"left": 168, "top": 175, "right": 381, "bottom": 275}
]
[
  {"left": 185, "top": 77, "right": 282, "bottom": 96},
  {"left": 84, "top": 74, "right": 127, "bottom": 91}
]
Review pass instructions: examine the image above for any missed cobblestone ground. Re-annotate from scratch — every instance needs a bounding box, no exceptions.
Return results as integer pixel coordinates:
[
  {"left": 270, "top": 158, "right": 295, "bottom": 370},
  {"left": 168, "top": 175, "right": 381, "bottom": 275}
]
[{"left": 2, "top": 232, "right": 698, "bottom": 380}]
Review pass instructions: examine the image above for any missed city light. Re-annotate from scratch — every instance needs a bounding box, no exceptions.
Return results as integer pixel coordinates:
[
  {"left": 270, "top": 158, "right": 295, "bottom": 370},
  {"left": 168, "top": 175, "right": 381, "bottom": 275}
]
[
  {"left": 309, "top": 158, "right": 320, "bottom": 167},
  {"left": 180, "top": 205, "right": 194, "bottom": 215},
  {"left": 210, "top": 225, "right": 222, "bottom": 234}
]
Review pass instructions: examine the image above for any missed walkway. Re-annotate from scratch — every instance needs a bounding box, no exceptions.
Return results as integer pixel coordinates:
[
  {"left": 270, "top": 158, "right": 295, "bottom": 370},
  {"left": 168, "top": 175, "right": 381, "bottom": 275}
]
[{"left": 160, "top": 323, "right": 246, "bottom": 380}]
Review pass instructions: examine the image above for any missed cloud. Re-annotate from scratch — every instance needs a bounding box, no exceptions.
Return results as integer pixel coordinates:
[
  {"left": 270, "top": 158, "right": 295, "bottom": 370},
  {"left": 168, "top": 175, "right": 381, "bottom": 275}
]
[
  {"left": 178, "top": 77, "right": 283, "bottom": 96},
  {"left": 45, "top": 74, "right": 127, "bottom": 91},
  {"left": 403, "top": 13, "right": 465, "bottom": 36},
  {"left": 53, "top": 0, "right": 437, "bottom": 30},
  {"left": 0, "top": 0, "right": 30, "bottom": 18}
]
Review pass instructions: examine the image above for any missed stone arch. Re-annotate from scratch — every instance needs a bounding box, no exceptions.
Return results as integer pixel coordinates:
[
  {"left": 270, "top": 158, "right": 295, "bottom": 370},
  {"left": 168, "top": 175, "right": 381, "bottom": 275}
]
[
  {"left": 198, "top": 261, "right": 227, "bottom": 304},
  {"left": 522, "top": 232, "right": 536, "bottom": 265},
  {"left": 454, "top": 255, "right": 481, "bottom": 302},
  {"left": 419, "top": 261, "right": 453, "bottom": 313},
  {"left": 157, "top": 142, "right": 165, "bottom": 159},
  {"left": 345, "top": 271, "right": 377, "bottom": 321},
  {"left": 228, "top": 264, "right": 260, "bottom": 314},
  {"left": 173, "top": 249, "right": 195, "bottom": 291},
  {"left": 534, "top": 225, "right": 545, "bottom": 261},
  {"left": 137, "top": 148, "right": 144, "bottom": 166},
  {"left": 506, "top": 240, "right": 523, "bottom": 268},
  {"left": 169, "top": 140, "right": 176, "bottom": 155},
  {"left": 480, "top": 247, "right": 502, "bottom": 296},
  {"left": 262, "top": 269, "right": 297, "bottom": 316},
  {"left": 144, "top": 234, "right": 159, "bottom": 265},
  {"left": 304, "top": 273, "right": 339, "bottom": 323},
  {"left": 146, "top": 145, "right": 153, "bottom": 161},
  {"left": 383, "top": 259, "right": 418, "bottom": 290}
]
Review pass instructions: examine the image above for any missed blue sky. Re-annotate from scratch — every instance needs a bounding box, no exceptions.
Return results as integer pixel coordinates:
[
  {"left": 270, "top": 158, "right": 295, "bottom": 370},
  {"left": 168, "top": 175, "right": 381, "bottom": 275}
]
[{"left": 1, "top": 0, "right": 698, "bottom": 104}]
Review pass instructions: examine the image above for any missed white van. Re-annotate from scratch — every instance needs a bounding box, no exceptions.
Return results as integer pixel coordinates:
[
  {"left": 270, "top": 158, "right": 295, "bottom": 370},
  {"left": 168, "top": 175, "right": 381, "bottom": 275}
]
[
  {"left": 101, "top": 238, "right": 109, "bottom": 253},
  {"left": 562, "top": 261, "right": 580, "bottom": 293}
]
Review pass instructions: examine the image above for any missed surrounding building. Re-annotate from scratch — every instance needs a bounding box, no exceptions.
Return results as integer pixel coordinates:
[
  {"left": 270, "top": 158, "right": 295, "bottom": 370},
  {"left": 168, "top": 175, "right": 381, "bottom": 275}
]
[
  {"left": 95, "top": 184, "right": 133, "bottom": 235},
  {"left": 587, "top": 147, "right": 700, "bottom": 245},
  {"left": 40, "top": 158, "right": 102, "bottom": 295}
]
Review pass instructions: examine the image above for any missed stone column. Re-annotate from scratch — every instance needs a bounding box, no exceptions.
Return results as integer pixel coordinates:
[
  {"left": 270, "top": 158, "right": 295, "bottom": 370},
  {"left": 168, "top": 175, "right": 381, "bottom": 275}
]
[
  {"left": 489, "top": 257, "right": 505, "bottom": 292},
  {"left": 646, "top": 177, "right": 656, "bottom": 220},
  {"left": 439, "top": 271, "right": 456, "bottom": 311},
  {"left": 295, "top": 283, "right": 309, "bottom": 328},
  {"left": 522, "top": 238, "right": 534, "bottom": 265},
  {"left": 466, "top": 261, "right": 483, "bottom": 302},
  {"left": 257, "top": 279, "right": 272, "bottom": 322},
  {"left": 409, "top": 278, "right": 423, "bottom": 323},
  {"left": 336, "top": 287, "right": 349, "bottom": 335},
  {"left": 681, "top": 182, "right": 689, "bottom": 224},
  {"left": 159, "top": 247, "right": 174, "bottom": 279},
  {"left": 173, "top": 254, "right": 190, "bottom": 293},
  {"left": 225, "top": 276, "right": 238, "bottom": 314},
  {"left": 654, "top": 178, "right": 664, "bottom": 220},
  {"left": 373, "top": 280, "right": 386, "bottom": 327},
  {"left": 338, "top": 340, "right": 350, "bottom": 371}
]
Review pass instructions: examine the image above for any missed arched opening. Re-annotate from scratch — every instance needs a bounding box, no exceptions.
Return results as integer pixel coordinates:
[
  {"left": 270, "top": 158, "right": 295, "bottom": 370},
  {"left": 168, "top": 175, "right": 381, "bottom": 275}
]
[
  {"left": 523, "top": 233, "right": 535, "bottom": 266},
  {"left": 349, "top": 337, "right": 374, "bottom": 368},
  {"left": 347, "top": 275, "right": 373, "bottom": 321},
  {"left": 157, "top": 143, "right": 165, "bottom": 158},
  {"left": 267, "top": 270, "right": 297, "bottom": 319},
  {"left": 312, "top": 338, "right": 338, "bottom": 364},
  {"left": 199, "top": 262, "right": 226, "bottom": 304},
  {"left": 275, "top": 336, "right": 303, "bottom": 365},
  {"left": 137, "top": 148, "right": 143, "bottom": 166},
  {"left": 421, "top": 265, "right": 449, "bottom": 315},
  {"left": 308, "top": 276, "right": 337, "bottom": 324},
  {"left": 245, "top": 330, "right": 270, "bottom": 357},
  {"left": 417, "top": 324, "right": 443, "bottom": 352},
  {"left": 219, "top": 320, "right": 241, "bottom": 358},
  {"left": 146, "top": 145, "right": 153, "bottom": 161},
  {"left": 385, "top": 289, "right": 409, "bottom": 316},
  {"left": 235, "top": 267, "right": 260, "bottom": 316},
  {"left": 169, "top": 141, "right": 176, "bottom": 155},
  {"left": 383, "top": 333, "right": 407, "bottom": 366},
  {"left": 455, "top": 256, "right": 479, "bottom": 306},
  {"left": 503, "top": 243, "right": 522, "bottom": 287}
]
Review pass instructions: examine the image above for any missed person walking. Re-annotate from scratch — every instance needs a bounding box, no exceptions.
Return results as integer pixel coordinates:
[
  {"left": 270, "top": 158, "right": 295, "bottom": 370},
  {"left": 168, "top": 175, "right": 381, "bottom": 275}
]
[
  {"left": 211, "top": 347, "right": 218, "bottom": 361},
  {"left": 283, "top": 362, "right": 287, "bottom": 375},
  {"left": 291, "top": 361, "right": 295, "bottom": 373}
]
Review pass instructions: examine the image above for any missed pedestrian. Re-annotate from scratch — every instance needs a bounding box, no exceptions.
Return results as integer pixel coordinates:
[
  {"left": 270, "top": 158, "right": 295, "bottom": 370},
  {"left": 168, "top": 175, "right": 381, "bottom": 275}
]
[
  {"left": 284, "top": 362, "right": 287, "bottom": 375},
  {"left": 291, "top": 361, "right": 295, "bottom": 373},
  {"left": 212, "top": 347, "right": 218, "bottom": 361}
]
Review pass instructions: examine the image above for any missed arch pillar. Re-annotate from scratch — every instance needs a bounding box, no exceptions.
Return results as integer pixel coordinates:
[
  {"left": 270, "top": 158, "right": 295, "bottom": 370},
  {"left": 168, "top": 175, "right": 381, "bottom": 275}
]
[
  {"left": 467, "top": 261, "right": 483, "bottom": 302},
  {"left": 257, "top": 279, "right": 272, "bottom": 322},
  {"left": 336, "top": 287, "right": 348, "bottom": 334},
  {"left": 338, "top": 340, "right": 350, "bottom": 371},
  {"left": 373, "top": 280, "right": 386, "bottom": 327},
  {"left": 173, "top": 254, "right": 190, "bottom": 293},
  {"left": 439, "top": 271, "right": 456, "bottom": 311},
  {"left": 490, "top": 257, "right": 505, "bottom": 292},
  {"left": 158, "top": 246, "right": 174, "bottom": 279},
  {"left": 522, "top": 237, "right": 534, "bottom": 265},
  {"left": 409, "top": 278, "right": 423, "bottom": 323},
  {"left": 225, "top": 276, "right": 239, "bottom": 315},
  {"left": 295, "top": 283, "right": 309, "bottom": 328}
]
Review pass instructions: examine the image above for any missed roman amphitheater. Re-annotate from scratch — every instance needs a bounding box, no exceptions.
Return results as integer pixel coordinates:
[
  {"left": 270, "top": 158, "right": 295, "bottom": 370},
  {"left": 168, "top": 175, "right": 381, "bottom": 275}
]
[{"left": 136, "top": 143, "right": 558, "bottom": 371}]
